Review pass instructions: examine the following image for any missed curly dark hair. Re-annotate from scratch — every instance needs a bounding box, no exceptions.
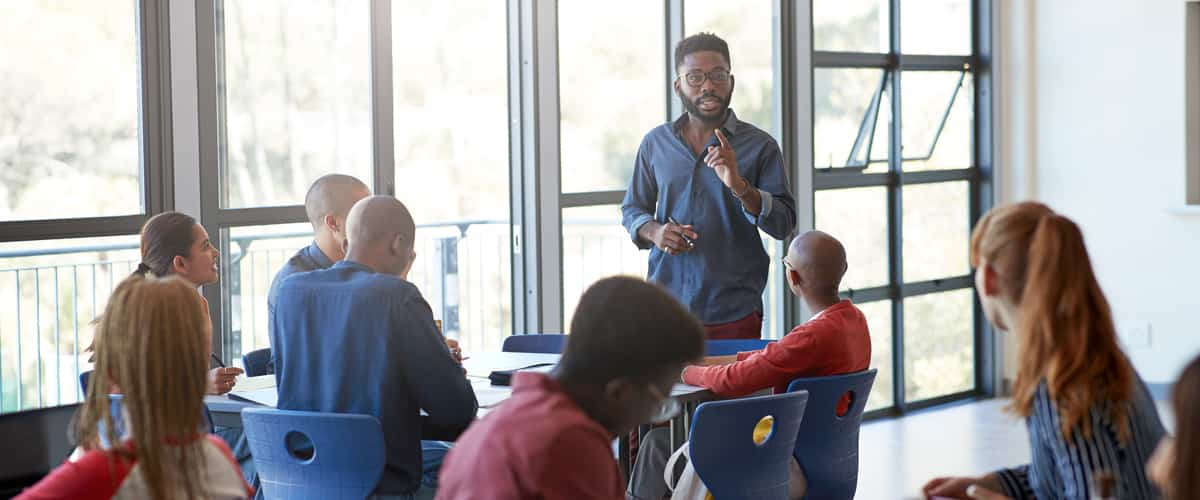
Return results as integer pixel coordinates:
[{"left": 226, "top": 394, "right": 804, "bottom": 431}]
[{"left": 674, "top": 32, "right": 731, "bottom": 71}]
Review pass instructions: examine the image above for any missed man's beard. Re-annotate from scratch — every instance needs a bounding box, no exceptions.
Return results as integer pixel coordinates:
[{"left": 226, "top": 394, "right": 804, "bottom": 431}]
[{"left": 677, "top": 86, "right": 733, "bottom": 124}]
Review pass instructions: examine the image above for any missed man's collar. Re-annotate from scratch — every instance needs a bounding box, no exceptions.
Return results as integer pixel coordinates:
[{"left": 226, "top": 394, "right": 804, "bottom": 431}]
[
  {"left": 673, "top": 108, "right": 740, "bottom": 138},
  {"left": 306, "top": 240, "right": 335, "bottom": 269}
]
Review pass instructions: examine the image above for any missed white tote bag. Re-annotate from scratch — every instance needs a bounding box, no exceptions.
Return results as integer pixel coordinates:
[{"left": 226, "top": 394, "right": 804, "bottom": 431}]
[{"left": 664, "top": 442, "right": 712, "bottom": 500}]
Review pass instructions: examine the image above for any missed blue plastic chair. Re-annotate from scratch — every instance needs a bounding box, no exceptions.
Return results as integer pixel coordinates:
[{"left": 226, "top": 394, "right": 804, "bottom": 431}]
[
  {"left": 705, "top": 339, "right": 773, "bottom": 356},
  {"left": 79, "top": 370, "right": 92, "bottom": 395},
  {"left": 786, "top": 369, "right": 878, "bottom": 500},
  {"left": 242, "top": 348, "right": 272, "bottom": 377},
  {"left": 241, "top": 408, "right": 386, "bottom": 500},
  {"left": 81, "top": 369, "right": 216, "bottom": 434},
  {"left": 501, "top": 333, "right": 567, "bottom": 354},
  {"left": 94, "top": 394, "right": 214, "bottom": 446},
  {"left": 689, "top": 391, "right": 810, "bottom": 500}
]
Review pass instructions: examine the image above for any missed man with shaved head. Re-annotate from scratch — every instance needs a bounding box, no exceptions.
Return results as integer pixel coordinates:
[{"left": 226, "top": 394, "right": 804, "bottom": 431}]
[
  {"left": 272, "top": 195, "right": 477, "bottom": 499},
  {"left": 628, "top": 230, "right": 870, "bottom": 500},
  {"left": 265, "top": 174, "right": 370, "bottom": 373}
]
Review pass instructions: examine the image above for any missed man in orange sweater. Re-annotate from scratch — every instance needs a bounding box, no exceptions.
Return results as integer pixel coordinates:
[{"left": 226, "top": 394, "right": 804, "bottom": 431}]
[{"left": 627, "top": 230, "right": 871, "bottom": 500}]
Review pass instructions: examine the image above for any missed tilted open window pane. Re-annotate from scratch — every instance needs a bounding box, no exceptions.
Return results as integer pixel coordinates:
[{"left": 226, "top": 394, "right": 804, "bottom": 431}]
[
  {"left": 814, "top": 68, "right": 890, "bottom": 173},
  {"left": 902, "top": 71, "right": 974, "bottom": 171}
]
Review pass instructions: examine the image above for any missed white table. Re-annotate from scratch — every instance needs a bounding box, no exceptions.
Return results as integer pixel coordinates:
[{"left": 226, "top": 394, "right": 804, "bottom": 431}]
[{"left": 205, "top": 351, "right": 715, "bottom": 474}]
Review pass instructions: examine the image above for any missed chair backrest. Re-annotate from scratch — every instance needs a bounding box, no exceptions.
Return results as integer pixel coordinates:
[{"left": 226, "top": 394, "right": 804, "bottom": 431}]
[
  {"left": 79, "top": 370, "right": 92, "bottom": 395},
  {"left": 242, "top": 408, "right": 386, "bottom": 500},
  {"left": 689, "top": 391, "right": 810, "bottom": 500},
  {"left": 705, "top": 339, "right": 773, "bottom": 356},
  {"left": 501, "top": 333, "right": 566, "bottom": 354},
  {"left": 81, "top": 372, "right": 214, "bottom": 437},
  {"left": 97, "top": 394, "right": 215, "bottom": 447},
  {"left": 242, "top": 348, "right": 272, "bottom": 377},
  {"left": 786, "top": 369, "right": 877, "bottom": 500}
]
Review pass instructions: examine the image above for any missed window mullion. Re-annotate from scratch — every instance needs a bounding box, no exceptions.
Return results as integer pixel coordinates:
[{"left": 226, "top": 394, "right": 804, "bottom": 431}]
[
  {"left": 888, "top": 0, "right": 907, "bottom": 411},
  {"left": 369, "top": 0, "right": 395, "bottom": 197}
]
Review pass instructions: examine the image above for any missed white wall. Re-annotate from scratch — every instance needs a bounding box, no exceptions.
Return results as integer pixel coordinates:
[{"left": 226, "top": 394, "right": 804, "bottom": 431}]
[{"left": 1000, "top": 0, "right": 1200, "bottom": 383}]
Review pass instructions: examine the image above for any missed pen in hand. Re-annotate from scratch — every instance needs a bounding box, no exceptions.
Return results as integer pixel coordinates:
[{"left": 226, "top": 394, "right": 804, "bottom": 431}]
[{"left": 667, "top": 216, "right": 696, "bottom": 248}]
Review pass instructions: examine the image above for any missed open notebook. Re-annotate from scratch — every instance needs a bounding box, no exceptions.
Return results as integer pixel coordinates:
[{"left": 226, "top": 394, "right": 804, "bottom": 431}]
[{"left": 227, "top": 374, "right": 277, "bottom": 407}]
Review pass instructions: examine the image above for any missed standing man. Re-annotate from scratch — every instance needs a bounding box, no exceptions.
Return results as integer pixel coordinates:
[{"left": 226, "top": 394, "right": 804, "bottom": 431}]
[{"left": 622, "top": 32, "right": 796, "bottom": 339}]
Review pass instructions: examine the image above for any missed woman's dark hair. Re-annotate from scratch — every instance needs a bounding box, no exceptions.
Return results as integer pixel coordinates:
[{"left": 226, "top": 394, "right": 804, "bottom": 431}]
[
  {"left": 1169, "top": 354, "right": 1200, "bottom": 499},
  {"left": 136, "top": 212, "right": 198, "bottom": 278}
]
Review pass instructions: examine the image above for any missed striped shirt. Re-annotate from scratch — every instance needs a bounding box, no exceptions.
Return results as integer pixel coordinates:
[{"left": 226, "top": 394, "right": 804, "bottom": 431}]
[{"left": 996, "top": 376, "right": 1166, "bottom": 499}]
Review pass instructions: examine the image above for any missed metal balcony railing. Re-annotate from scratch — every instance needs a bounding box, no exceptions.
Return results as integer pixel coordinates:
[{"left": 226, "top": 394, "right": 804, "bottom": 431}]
[{"left": 0, "top": 218, "right": 782, "bottom": 414}]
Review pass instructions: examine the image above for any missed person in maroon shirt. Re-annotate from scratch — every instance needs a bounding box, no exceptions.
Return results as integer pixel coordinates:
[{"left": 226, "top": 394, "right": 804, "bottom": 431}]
[
  {"left": 629, "top": 231, "right": 871, "bottom": 500},
  {"left": 436, "top": 277, "right": 706, "bottom": 500}
]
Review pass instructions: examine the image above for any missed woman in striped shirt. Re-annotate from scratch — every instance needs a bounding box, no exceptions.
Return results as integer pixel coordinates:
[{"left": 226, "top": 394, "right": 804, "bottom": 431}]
[{"left": 923, "top": 202, "right": 1166, "bottom": 500}]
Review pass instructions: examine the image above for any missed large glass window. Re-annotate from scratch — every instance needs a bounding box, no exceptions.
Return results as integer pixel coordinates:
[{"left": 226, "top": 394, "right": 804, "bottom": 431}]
[
  {"left": 812, "top": 0, "right": 984, "bottom": 411},
  {"left": 685, "top": 0, "right": 777, "bottom": 137},
  {"left": 814, "top": 0, "right": 889, "bottom": 53},
  {"left": 0, "top": 1, "right": 163, "bottom": 415},
  {"left": 210, "top": 0, "right": 513, "bottom": 361},
  {"left": 561, "top": 205, "right": 649, "bottom": 328},
  {"left": 218, "top": 0, "right": 373, "bottom": 208},
  {"left": 0, "top": 236, "right": 141, "bottom": 412},
  {"left": 558, "top": 1, "right": 666, "bottom": 194},
  {"left": 0, "top": 1, "right": 142, "bottom": 221},
  {"left": 392, "top": 0, "right": 512, "bottom": 352}
]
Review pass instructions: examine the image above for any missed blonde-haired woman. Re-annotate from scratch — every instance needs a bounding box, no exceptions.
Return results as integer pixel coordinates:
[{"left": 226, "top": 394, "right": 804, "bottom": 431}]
[
  {"left": 17, "top": 276, "right": 252, "bottom": 500},
  {"left": 923, "top": 202, "right": 1166, "bottom": 500}
]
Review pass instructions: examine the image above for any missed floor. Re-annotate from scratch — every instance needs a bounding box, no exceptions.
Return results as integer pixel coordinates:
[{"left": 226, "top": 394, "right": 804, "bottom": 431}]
[{"left": 854, "top": 398, "right": 1175, "bottom": 499}]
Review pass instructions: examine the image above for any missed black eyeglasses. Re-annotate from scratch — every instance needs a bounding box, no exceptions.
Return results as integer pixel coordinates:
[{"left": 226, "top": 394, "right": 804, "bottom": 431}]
[{"left": 680, "top": 69, "right": 731, "bottom": 87}]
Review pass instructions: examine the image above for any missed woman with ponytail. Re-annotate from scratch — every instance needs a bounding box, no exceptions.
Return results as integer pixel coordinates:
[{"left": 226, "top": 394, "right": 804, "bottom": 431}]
[
  {"left": 923, "top": 202, "right": 1166, "bottom": 499},
  {"left": 118, "top": 212, "right": 241, "bottom": 394},
  {"left": 16, "top": 276, "right": 253, "bottom": 499}
]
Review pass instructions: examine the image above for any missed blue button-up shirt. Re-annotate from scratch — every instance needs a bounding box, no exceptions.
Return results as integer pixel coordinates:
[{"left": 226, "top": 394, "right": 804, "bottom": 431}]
[
  {"left": 621, "top": 110, "right": 796, "bottom": 324},
  {"left": 266, "top": 241, "right": 334, "bottom": 373},
  {"left": 272, "top": 261, "right": 478, "bottom": 495}
]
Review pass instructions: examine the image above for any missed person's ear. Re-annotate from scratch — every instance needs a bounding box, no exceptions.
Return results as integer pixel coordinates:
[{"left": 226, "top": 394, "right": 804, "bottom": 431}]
[
  {"left": 979, "top": 264, "right": 1001, "bottom": 298},
  {"left": 172, "top": 255, "right": 188, "bottom": 275},
  {"left": 341, "top": 237, "right": 350, "bottom": 256},
  {"left": 788, "top": 268, "right": 802, "bottom": 288},
  {"left": 390, "top": 234, "right": 406, "bottom": 257},
  {"left": 603, "top": 378, "right": 637, "bottom": 407},
  {"left": 323, "top": 214, "right": 339, "bottom": 234},
  {"left": 673, "top": 76, "right": 682, "bottom": 96}
]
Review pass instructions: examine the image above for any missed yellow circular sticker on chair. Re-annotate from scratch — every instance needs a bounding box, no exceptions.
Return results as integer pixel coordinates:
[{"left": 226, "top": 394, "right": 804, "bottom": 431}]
[{"left": 752, "top": 415, "right": 775, "bottom": 446}]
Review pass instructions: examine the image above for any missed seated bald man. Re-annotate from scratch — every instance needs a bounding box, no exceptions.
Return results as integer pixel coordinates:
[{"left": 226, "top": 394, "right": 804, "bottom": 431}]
[
  {"left": 272, "top": 196, "right": 478, "bottom": 500},
  {"left": 627, "top": 230, "right": 871, "bottom": 500},
  {"left": 266, "top": 174, "right": 370, "bottom": 373}
]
